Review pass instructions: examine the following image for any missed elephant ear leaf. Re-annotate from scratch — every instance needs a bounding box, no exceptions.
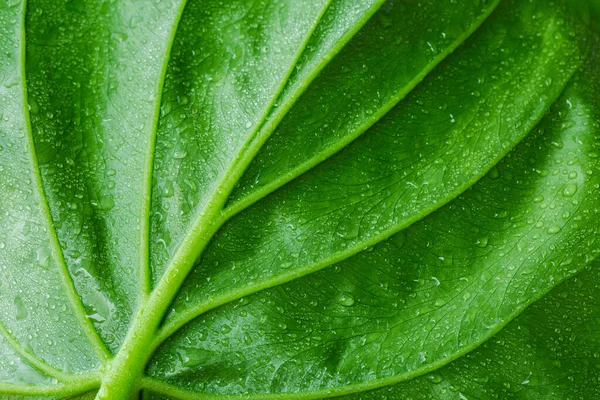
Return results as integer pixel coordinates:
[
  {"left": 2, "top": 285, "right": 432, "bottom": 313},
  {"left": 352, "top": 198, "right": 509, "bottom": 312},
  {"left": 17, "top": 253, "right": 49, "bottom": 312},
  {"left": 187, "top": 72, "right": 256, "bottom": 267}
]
[
  {"left": 336, "top": 41, "right": 600, "bottom": 399},
  {"left": 0, "top": 0, "right": 104, "bottom": 394},
  {"left": 0, "top": 0, "right": 598, "bottom": 399},
  {"left": 146, "top": 16, "right": 600, "bottom": 397}
]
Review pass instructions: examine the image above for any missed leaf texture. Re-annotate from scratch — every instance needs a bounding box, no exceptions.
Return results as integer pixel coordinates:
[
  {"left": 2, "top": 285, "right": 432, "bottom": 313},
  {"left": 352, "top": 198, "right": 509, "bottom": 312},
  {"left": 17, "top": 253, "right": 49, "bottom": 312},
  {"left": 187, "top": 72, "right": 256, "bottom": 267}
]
[
  {"left": 0, "top": 0, "right": 598, "bottom": 399},
  {"left": 146, "top": 37, "right": 600, "bottom": 397}
]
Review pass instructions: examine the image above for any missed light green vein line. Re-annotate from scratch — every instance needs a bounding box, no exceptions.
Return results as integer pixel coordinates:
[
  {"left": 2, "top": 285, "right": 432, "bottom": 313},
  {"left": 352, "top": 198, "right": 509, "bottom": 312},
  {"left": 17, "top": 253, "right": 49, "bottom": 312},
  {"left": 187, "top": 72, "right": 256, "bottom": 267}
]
[
  {"left": 237, "top": 0, "right": 387, "bottom": 185},
  {"left": 148, "top": 0, "right": 339, "bottom": 341},
  {"left": 0, "top": 321, "right": 101, "bottom": 385},
  {"left": 19, "top": 0, "right": 110, "bottom": 362},
  {"left": 138, "top": 0, "right": 193, "bottom": 300},
  {"left": 156, "top": 0, "right": 505, "bottom": 344},
  {"left": 223, "top": 0, "right": 502, "bottom": 221},
  {"left": 143, "top": 254, "right": 600, "bottom": 399},
  {"left": 148, "top": 0, "right": 338, "bottom": 341},
  {"left": 95, "top": 2, "right": 338, "bottom": 397},
  {"left": 0, "top": 381, "right": 100, "bottom": 397}
]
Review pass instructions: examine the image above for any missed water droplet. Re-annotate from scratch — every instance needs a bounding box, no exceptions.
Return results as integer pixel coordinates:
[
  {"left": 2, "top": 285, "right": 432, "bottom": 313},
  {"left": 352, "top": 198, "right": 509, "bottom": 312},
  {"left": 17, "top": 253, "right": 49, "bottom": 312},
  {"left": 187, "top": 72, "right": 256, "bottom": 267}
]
[
  {"left": 338, "top": 293, "right": 355, "bottom": 307},
  {"left": 336, "top": 219, "right": 360, "bottom": 240},
  {"left": 427, "top": 373, "right": 443, "bottom": 384},
  {"left": 488, "top": 166, "right": 500, "bottom": 179},
  {"left": 475, "top": 237, "right": 488, "bottom": 247},
  {"left": 568, "top": 171, "right": 578, "bottom": 180},
  {"left": 536, "top": 168, "right": 550, "bottom": 177},
  {"left": 4, "top": 74, "right": 19, "bottom": 88},
  {"left": 163, "top": 180, "right": 174, "bottom": 198},
  {"left": 28, "top": 98, "right": 39, "bottom": 115},
  {"left": 562, "top": 183, "right": 578, "bottom": 197},
  {"left": 14, "top": 296, "right": 27, "bottom": 320},
  {"left": 36, "top": 247, "right": 51, "bottom": 269},
  {"left": 220, "top": 324, "right": 232, "bottom": 334},
  {"left": 173, "top": 150, "right": 188, "bottom": 159},
  {"left": 98, "top": 195, "right": 114, "bottom": 211},
  {"left": 129, "top": 15, "right": 143, "bottom": 28}
]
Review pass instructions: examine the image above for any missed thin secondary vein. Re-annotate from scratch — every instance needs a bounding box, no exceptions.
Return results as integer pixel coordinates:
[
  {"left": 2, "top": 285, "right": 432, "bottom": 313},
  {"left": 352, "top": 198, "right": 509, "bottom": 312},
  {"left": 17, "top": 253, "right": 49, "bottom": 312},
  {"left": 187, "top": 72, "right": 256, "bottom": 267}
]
[
  {"left": 0, "top": 321, "right": 100, "bottom": 384},
  {"left": 19, "top": 0, "right": 110, "bottom": 363},
  {"left": 149, "top": 0, "right": 338, "bottom": 341},
  {"left": 154, "top": 24, "right": 507, "bottom": 342},
  {"left": 145, "top": 257, "right": 600, "bottom": 400},
  {"left": 222, "top": 0, "right": 500, "bottom": 222},
  {"left": 155, "top": 54, "right": 573, "bottom": 346},
  {"left": 0, "top": 381, "right": 100, "bottom": 397},
  {"left": 95, "top": 1, "right": 336, "bottom": 396},
  {"left": 138, "top": 0, "right": 192, "bottom": 301}
]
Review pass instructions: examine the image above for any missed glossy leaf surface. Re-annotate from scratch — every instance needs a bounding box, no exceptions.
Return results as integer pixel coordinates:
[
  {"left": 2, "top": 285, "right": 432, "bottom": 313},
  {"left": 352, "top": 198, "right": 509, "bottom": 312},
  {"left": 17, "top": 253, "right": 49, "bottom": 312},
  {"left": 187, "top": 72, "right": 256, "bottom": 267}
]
[
  {"left": 147, "top": 43, "right": 600, "bottom": 397},
  {"left": 0, "top": 0, "right": 598, "bottom": 399}
]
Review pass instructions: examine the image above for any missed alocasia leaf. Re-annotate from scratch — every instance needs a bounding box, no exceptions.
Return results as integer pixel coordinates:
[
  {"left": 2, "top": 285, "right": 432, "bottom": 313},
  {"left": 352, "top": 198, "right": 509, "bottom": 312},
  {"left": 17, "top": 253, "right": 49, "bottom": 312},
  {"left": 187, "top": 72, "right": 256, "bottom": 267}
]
[
  {"left": 144, "top": 36, "right": 600, "bottom": 397},
  {"left": 0, "top": 0, "right": 598, "bottom": 399},
  {"left": 341, "top": 261, "right": 600, "bottom": 399},
  {"left": 227, "top": 0, "right": 501, "bottom": 213}
]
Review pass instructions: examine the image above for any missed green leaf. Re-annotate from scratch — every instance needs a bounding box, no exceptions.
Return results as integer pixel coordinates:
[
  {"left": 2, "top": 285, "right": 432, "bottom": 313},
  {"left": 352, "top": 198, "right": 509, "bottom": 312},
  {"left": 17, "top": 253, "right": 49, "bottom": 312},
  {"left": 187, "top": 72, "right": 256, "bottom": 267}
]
[
  {"left": 26, "top": 0, "right": 191, "bottom": 352},
  {"left": 227, "top": 0, "right": 501, "bottom": 213},
  {"left": 0, "top": 0, "right": 598, "bottom": 399},
  {"left": 163, "top": 0, "right": 587, "bottom": 338},
  {"left": 145, "top": 37, "right": 600, "bottom": 397},
  {"left": 341, "top": 260, "right": 600, "bottom": 399}
]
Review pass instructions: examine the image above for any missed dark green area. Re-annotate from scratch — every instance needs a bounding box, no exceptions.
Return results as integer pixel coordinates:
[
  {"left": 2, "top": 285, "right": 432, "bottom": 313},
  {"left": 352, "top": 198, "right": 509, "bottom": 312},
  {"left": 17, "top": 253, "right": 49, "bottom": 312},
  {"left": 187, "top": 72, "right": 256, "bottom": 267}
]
[{"left": 0, "top": 0, "right": 597, "bottom": 398}]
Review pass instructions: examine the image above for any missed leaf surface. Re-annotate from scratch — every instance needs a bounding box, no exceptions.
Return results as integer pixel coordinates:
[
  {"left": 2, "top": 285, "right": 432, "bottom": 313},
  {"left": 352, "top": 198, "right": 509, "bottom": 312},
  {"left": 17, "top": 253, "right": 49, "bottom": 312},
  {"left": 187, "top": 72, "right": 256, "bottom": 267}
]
[
  {"left": 0, "top": 0, "right": 597, "bottom": 399},
  {"left": 146, "top": 44, "right": 600, "bottom": 397},
  {"left": 26, "top": 0, "right": 189, "bottom": 351},
  {"left": 165, "top": 0, "right": 587, "bottom": 335},
  {"left": 0, "top": 0, "right": 103, "bottom": 384},
  {"left": 227, "top": 0, "right": 501, "bottom": 213},
  {"left": 343, "top": 260, "right": 600, "bottom": 399}
]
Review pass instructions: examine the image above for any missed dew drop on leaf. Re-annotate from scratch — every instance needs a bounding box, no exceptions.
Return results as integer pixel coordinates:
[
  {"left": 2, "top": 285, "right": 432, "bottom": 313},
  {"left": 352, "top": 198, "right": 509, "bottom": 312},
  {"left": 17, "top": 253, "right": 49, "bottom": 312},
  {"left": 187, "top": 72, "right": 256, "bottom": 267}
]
[
  {"left": 338, "top": 293, "right": 355, "bottom": 307},
  {"left": 426, "top": 373, "right": 443, "bottom": 384},
  {"left": 14, "top": 296, "right": 27, "bottom": 321},
  {"left": 36, "top": 247, "right": 51, "bottom": 269},
  {"left": 562, "top": 183, "right": 578, "bottom": 197}
]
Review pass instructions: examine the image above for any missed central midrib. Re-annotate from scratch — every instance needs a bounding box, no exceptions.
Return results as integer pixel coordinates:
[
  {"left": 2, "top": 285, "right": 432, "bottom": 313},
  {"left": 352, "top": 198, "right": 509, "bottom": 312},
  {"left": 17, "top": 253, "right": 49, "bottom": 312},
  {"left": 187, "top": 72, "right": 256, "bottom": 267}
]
[
  {"left": 94, "top": 2, "right": 337, "bottom": 397},
  {"left": 94, "top": 0, "right": 507, "bottom": 396},
  {"left": 152, "top": 0, "right": 505, "bottom": 346}
]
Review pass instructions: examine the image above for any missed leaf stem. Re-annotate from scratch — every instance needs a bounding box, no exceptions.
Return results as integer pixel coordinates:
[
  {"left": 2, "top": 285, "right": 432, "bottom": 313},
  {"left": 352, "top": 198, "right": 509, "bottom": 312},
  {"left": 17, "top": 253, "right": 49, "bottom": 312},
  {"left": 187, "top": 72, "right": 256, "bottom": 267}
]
[{"left": 96, "top": 208, "right": 226, "bottom": 399}]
